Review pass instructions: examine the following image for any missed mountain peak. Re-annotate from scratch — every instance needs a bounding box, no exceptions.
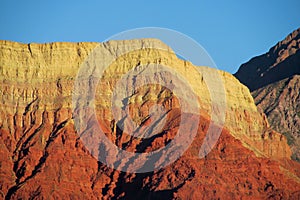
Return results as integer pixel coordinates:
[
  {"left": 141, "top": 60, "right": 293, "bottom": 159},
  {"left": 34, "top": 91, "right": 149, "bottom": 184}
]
[{"left": 235, "top": 27, "right": 300, "bottom": 91}]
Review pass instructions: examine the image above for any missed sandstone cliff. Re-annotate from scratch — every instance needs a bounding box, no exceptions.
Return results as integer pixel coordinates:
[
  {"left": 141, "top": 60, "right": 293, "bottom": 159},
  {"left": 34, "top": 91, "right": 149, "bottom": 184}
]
[{"left": 0, "top": 40, "right": 299, "bottom": 199}]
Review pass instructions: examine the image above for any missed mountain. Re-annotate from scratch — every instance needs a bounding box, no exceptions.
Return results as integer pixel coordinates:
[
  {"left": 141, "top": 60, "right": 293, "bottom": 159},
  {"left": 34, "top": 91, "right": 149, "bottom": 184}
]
[
  {"left": 0, "top": 40, "right": 299, "bottom": 199},
  {"left": 235, "top": 28, "right": 300, "bottom": 91},
  {"left": 235, "top": 28, "right": 300, "bottom": 162}
]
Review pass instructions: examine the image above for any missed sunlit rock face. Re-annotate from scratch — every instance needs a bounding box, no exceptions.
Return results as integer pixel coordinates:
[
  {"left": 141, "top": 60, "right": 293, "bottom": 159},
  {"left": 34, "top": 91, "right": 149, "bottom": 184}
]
[{"left": 0, "top": 40, "right": 299, "bottom": 199}]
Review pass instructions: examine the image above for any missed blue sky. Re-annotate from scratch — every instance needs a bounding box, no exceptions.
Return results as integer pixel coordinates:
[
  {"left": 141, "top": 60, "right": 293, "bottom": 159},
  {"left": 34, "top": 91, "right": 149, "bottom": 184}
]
[{"left": 1, "top": 1, "right": 300, "bottom": 73}]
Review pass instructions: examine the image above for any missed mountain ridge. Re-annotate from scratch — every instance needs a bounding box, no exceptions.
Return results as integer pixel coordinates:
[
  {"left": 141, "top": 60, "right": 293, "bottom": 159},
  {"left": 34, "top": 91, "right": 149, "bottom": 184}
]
[
  {"left": 235, "top": 28, "right": 300, "bottom": 91},
  {"left": 0, "top": 40, "right": 299, "bottom": 199},
  {"left": 234, "top": 28, "right": 300, "bottom": 162}
]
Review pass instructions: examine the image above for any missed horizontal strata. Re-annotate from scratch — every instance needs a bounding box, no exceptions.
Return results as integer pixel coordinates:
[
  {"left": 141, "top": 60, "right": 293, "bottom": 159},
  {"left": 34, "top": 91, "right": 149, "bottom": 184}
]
[
  {"left": 0, "top": 39, "right": 291, "bottom": 159},
  {"left": 0, "top": 39, "right": 299, "bottom": 199}
]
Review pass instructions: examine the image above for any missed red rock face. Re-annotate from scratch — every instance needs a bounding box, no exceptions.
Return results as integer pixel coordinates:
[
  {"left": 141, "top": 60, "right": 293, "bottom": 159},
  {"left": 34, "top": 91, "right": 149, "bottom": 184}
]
[
  {"left": 1, "top": 111, "right": 300, "bottom": 199},
  {"left": 0, "top": 40, "right": 300, "bottom": 199}
]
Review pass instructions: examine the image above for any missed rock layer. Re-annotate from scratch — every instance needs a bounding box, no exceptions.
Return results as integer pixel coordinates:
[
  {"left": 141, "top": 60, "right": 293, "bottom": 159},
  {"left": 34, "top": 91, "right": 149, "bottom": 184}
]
[{"left": 0, "top": 40, "right": 299, "bottom": 199}]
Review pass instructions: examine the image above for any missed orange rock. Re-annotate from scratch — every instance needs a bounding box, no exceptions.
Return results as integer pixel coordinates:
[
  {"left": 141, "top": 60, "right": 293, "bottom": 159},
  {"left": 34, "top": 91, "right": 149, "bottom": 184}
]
[{"left": 0, "top": 40, "right": 299, "bottom": 199}]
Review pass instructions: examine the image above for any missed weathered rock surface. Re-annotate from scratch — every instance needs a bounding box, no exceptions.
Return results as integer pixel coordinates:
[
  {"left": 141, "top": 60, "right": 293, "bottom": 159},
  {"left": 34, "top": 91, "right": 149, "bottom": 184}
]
[
  {"left": 235, "top": 28, "right": 300, "bottom": 91},
  {"left": 235, "top": 28, "right": 300, "bottom": 162},
  {"left": 252, "top": 75, "right": 300, "bottom": 161},
  {"left": 0, "top": 40, "right": 299, "bottom": 199}
]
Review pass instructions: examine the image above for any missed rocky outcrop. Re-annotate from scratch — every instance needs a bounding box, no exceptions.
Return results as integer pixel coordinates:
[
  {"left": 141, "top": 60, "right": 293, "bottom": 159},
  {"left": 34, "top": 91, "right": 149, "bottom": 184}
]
[
  {"left": 252, "top": 75, "right": 300, "bottom": 161},
  {"left": 235, "top": 28, "right": 300, "bottom": 162},
  {"left": 235, "top": 28, "right": 300, "bottom": 91},
  {"left": 0, "top": 40, "right": 299, "bottom": 199}
]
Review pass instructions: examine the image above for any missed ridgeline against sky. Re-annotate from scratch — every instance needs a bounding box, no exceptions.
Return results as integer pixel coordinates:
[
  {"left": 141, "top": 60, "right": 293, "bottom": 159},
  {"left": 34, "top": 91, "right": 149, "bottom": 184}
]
[{"left": 1, "top": 0, "right": 300, "bottom": 73}]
